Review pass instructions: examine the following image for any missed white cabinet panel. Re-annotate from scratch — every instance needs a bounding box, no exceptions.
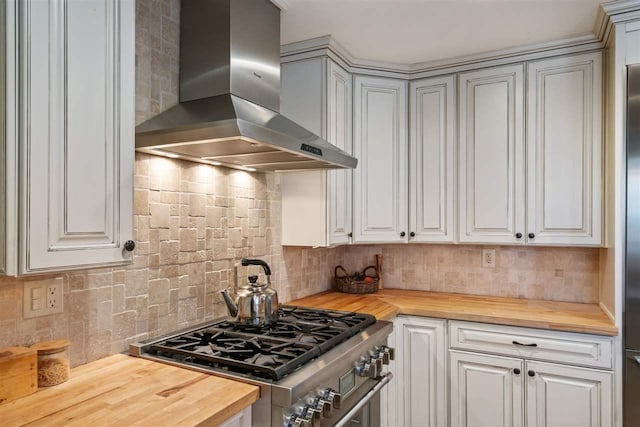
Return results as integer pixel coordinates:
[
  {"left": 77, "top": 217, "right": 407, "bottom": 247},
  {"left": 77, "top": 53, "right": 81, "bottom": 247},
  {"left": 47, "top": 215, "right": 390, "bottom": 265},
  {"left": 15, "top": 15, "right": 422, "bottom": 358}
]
[
  {"left": 450, "top": 350, "right": 524, "bottom": 427},
  {"left": 354, "top": 76, "right": 408, "bottom": 243},
  {"left": 526, "top": 361, "right": 612, "bottom": 427},
  {"left": 458, "top": 64, "right": 525, "bottom": 244},
  {"left": 280, "top": 58, "right": 353, "bottom": 247},
  {"left": 219, "top": 407, "right": 252, "bottom": 427},
  {"left": 380, "top": 319, "right": 397, "bottom": 427},
  {"left": 449, "top": 320, "right": 613, "bottom": 369},
  {"left": 20, "top": 0, "right": 134, "bottom": 272},
  {"left": 409, "top": 75, "right": 456, "bottom": 242},
  {"left": 326, "top": 61, "right": 353, "bottom": 245},
  {"left": 526, "top": 52, "right": 603, "bottom": 246},
  {"left": 396, "top": 316, "right": 447, "bottom": 427}
]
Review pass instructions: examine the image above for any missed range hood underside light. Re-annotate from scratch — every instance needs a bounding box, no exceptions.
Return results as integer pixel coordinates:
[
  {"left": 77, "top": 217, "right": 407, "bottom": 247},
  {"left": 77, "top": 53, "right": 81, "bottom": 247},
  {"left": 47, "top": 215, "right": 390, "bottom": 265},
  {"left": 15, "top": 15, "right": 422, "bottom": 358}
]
[{"left": 137, "top": 136, "right": 333, "bottom": 172}]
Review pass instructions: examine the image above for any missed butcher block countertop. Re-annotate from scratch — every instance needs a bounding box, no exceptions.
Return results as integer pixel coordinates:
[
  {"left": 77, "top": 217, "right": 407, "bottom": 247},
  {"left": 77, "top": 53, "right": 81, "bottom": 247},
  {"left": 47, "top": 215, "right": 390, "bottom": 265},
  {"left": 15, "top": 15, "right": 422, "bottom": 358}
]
[
  {"left": 289, "top": 289, "right": 618, "bottom": 336},
  {"left": 0, "top": 353, "right": 259, "bottom": 427}
]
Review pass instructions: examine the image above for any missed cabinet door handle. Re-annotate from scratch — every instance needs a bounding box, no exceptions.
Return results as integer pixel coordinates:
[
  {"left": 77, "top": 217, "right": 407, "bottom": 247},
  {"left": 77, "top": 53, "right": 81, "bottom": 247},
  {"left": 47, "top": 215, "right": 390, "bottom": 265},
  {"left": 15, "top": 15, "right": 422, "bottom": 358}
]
[
  {"left": 514, "top": 368, "right": 521, "bottom": 375},
  {"left": 528, "top": 370, "right": 536, "bottom": 377},
  {"left": 515, "top": 232, "right": 522, "bottom": 239},
  {"left": 348, "top": 232, "right": 353, "bottom": 238},
  {"left": 409, "top": 232, "right": 415, "bottom": 238},
  {"left": 400, "top": 231, "right": 406, "bottom": 237},
  {"left": 124, "top": 240, "right": 136, "bottom": 251},
  {"left": 512, "top": 340, "right": 537, "bottom": 347},
  {"left": 528, "top": 233, "right": 535, "bottom": 239}
]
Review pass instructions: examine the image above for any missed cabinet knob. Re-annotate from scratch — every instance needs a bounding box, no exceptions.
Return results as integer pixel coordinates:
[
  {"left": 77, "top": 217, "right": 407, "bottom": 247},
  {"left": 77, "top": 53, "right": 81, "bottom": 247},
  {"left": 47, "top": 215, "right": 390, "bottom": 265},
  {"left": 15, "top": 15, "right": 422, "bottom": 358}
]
[
  {"left": 514, "top": 368, "right": 521, "bottom": 375},
  {"left": 515, "top": 232, "right": 522, "bottom": 239},
  {"left": 528, "top": 233, "right": 535, "bottom": 239},
  {"left": 528, "top": 370, "right": 535, "bottom": 377},
  {"left": 124, "top": 240, "right": 136, "bottom": 252},
  {"left": 409, "top": 232, "right": 416, "bottom": 238},
  {"left": 400, "top": 231, "right": 406, "bottom": 237},
  {"left": 348, "top": 232, "right": 353, "bottom": 238}
]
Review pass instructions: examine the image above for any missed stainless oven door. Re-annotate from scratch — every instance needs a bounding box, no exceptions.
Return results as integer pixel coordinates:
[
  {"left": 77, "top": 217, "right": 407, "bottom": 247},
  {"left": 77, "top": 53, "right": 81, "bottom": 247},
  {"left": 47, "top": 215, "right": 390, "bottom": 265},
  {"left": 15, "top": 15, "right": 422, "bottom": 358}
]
[{"left": 323, "top": 372, "right": 393, "bottom": 427}]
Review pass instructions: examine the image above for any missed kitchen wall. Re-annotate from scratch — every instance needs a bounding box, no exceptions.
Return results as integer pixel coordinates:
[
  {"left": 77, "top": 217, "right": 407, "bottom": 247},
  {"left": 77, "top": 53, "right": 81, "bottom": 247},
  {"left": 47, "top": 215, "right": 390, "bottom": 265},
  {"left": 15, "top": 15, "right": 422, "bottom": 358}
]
[{"left": 0, "top": 0, "right": 601, "bottom": 367}]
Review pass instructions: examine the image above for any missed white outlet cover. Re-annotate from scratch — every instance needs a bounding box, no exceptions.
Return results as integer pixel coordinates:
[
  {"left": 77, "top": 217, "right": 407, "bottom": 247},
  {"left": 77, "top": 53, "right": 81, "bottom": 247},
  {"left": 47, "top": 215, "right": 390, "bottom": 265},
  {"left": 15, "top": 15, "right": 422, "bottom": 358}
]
[
  {"left": 23, "top": 277, "right": 64, "bottom": 319},
  {"left": 482, "top": 249, "right": 496, "bottom": 268}
]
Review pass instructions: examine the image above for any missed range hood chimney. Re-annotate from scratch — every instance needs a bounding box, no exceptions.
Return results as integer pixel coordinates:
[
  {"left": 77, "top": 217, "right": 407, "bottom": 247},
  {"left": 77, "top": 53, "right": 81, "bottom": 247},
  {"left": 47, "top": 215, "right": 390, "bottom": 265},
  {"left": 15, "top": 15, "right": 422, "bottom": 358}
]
[{"left": 135, "top": 0, "right": 357, "bottom": 171}]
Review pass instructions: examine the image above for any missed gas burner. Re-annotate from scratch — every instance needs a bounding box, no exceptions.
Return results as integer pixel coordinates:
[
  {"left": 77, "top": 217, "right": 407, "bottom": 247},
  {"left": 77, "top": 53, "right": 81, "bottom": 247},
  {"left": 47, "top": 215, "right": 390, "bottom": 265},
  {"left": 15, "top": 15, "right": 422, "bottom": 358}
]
[{"left": 147, "top": 305, "right": 376, "bottom": 381}]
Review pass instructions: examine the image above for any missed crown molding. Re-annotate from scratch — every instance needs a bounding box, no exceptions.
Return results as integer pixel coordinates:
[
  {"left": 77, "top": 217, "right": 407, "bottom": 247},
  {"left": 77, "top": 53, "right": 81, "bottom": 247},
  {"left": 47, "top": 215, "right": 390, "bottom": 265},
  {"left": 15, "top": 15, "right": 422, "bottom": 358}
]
[
  {"left": 271, "top": 0, "right": 288, "bottom": 12},
  {"left": 282, "top": 33, "right": 602, "bottom": 80},
  {"left": 281, "top": 1, "right": 640, "bottom": 79}
]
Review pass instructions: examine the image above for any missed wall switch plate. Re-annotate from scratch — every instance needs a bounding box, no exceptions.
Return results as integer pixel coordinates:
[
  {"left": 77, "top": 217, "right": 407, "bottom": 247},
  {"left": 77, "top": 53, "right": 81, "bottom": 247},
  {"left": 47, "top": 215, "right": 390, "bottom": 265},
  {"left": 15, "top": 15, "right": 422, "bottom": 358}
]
[
  {"left": 23, "top": 278, "right": 63, "bottom": 318},
  {"left": 482, "top": 249, "right": 496, "bottom": 268}
]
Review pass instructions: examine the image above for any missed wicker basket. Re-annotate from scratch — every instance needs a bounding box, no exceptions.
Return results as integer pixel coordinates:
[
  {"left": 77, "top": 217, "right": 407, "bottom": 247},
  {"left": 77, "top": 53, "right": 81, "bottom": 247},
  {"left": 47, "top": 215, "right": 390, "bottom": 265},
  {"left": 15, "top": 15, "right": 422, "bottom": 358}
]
[{"left": 334, "top": 265, "right": 379, "bottom": 294}]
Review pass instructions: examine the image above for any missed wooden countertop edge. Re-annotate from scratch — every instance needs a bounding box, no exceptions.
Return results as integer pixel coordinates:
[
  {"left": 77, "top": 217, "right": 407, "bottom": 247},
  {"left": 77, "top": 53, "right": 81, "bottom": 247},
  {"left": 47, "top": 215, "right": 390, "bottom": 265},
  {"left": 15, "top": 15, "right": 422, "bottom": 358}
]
[
  {"left": 288, "top": 290, "right": 619, "bottom": 336},
  {"left": 0, "top": 354, "right": 260, "bottom": 427}
]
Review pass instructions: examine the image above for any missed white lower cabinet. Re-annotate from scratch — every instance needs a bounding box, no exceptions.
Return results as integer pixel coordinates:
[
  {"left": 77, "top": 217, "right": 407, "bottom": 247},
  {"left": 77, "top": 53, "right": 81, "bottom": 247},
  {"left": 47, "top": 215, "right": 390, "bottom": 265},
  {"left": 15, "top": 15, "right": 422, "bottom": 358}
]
[
  {"left": 526, "top": 361, "right": 612, "bottom": 427},
  {"left": 219, "top": 407, "right": 251, "bottom": 427},
  {"left": 380, "top": 319, "right": 397, "bottom": 427},
  {"left": 382, "top": 316, "right": 447, "bottom": 427},
  {"left": 383, "top": 318, "right": 614, "bottom": 427},
  {"left": 450, "top": 350, "right": 524, "bottom": 427}
]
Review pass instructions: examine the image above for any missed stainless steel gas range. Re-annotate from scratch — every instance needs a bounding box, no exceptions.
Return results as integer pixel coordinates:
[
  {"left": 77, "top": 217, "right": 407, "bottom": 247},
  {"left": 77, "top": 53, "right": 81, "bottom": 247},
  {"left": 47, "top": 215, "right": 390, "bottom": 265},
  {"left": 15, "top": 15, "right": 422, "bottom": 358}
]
[{"left": 130, "top": 306, "right": 394, "bottom": 427}]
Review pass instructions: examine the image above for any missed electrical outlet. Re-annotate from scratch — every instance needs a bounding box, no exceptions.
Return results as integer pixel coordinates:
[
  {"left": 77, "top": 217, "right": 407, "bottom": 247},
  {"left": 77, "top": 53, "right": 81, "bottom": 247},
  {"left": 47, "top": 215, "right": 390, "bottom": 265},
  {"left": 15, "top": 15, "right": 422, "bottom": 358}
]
[
  {"left": 24, "top": 278, "right": 63, "bottom": 318},
  {"left": 482, "top": 249, "right": 496, "bottom": 268}
]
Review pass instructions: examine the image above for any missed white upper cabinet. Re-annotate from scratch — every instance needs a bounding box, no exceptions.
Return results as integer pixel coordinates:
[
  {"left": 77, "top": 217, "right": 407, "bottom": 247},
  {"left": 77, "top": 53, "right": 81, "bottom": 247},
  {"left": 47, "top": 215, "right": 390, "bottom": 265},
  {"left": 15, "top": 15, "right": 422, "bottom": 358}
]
[
  {"left": 280, "top": 58, "right": 353, "bottom": 247},
  {"left": 12, "top": 0, "right": 135, "bottom": 273},
  {"left": 526, "top": 52, "right": 603, "bottom": 246},
  {"left": 353, "top": 75, "right": 408, "bottom": 243},
  {"left": 409, "top": 75, "right": 456, "bottom": 243},
  {"left": 326, "top": 61, "right": 353, "bottom": 245},
  {"left": 458, "top": 64, "right": 526, "bottom": 244}
]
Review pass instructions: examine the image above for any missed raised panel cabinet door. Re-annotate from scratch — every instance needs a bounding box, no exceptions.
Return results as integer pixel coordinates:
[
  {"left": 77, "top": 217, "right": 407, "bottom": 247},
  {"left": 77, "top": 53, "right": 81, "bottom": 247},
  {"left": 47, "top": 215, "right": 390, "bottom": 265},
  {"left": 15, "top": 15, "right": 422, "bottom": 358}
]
[
  {"left": 526, "top": 361, "right": 612, "bottom": 427},
  {"left": 458, "top": 64, "right": 525, "bottom": 244},
  {"left": 526, "top": 52, "right": 603, "bottom": 246},
  {"left": 354, "top": 76, "right": 408, "bottom": 243},
  {"left": 20, "top": 0, "right": 134, "bottom": 272},
  {"left": 326, "top": 60, "right": 353, "bottom": 246},
  {"left": 409, "top": 75, "right": 456, "bottom": 243},
  {"left": 449, "top": 350, "right": 524, "bottom": 427},
  {"left": 396, "top": 316, "right": 447, "bottom": 427}
]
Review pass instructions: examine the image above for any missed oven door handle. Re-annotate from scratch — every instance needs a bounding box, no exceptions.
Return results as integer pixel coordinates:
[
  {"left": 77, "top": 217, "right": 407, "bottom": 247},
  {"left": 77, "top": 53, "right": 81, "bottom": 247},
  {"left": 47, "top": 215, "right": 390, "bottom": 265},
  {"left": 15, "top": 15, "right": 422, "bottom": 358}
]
[{"left": 333, "top": 372, "right": 394, "bottom": 427}]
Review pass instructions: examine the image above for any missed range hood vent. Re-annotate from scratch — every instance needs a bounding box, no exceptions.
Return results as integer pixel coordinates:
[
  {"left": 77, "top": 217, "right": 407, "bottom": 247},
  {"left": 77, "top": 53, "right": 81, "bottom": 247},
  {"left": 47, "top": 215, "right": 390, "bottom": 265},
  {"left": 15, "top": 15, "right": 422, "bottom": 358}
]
[{"left": 135, "top": 0, "right": 357, "bottom": 171}]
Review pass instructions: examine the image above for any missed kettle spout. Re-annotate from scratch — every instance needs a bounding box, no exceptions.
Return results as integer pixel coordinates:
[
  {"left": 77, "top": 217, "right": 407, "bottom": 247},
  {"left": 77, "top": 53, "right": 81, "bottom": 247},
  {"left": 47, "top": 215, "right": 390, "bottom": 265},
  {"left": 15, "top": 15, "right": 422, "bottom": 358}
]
[{"left": 220, "top": 289, "right": 238, "bottom": 318}]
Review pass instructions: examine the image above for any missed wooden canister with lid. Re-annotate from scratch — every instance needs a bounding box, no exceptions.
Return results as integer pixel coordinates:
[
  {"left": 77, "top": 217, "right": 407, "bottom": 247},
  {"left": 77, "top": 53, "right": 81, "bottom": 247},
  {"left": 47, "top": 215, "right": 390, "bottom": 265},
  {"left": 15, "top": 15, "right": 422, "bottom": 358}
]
[{"left": 31, "top": 339, "right": 70, "bottom": 387}]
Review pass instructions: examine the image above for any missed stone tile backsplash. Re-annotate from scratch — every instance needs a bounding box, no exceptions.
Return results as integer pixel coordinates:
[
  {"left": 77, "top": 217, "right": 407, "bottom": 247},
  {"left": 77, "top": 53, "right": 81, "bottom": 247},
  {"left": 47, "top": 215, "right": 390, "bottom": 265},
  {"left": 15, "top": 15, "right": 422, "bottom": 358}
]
[
  {"left": 337, "top": 245, "right": 599, "bottom": 303},
  {"left": 0, "top": 0, "right": 599, "bottom": 367}
]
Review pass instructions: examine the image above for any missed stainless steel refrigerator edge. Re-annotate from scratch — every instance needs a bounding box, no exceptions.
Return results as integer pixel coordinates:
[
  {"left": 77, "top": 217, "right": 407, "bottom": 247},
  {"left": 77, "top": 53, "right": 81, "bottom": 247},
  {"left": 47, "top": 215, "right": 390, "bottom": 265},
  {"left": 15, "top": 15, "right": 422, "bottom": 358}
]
[{"left": 625, "top": 63, "right": 640, "bottom": 427}]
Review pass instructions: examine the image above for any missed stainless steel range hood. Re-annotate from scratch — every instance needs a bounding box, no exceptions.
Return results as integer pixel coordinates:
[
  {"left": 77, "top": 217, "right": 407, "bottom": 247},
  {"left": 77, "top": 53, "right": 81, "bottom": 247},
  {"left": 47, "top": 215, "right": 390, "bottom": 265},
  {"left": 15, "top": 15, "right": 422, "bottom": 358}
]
[{"left": 135, "top": 0, "right": 357, "bottom": 171}]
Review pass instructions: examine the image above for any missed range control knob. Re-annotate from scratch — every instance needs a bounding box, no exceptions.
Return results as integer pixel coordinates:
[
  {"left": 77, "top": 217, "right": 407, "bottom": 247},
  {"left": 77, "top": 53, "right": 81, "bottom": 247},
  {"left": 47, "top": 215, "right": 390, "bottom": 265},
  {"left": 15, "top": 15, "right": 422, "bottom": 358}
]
[
  {"left": 356, "top": 358, "right": 380, "bottom": 378},
  {"left": 321, "top": 388, "right": 342, "bottom": 410},
  {"left": 316, "top": 398, "right": 333, "bottom": 417},
  {"left": 376, "top": 345, "right": 396, "bottom": 364}
]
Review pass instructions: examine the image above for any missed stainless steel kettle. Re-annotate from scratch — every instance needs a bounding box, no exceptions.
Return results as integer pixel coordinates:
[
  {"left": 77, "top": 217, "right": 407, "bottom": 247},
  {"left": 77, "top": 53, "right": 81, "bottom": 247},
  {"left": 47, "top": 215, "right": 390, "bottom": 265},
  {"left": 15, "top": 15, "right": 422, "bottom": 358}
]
[{"left": 220, "top": 258, "right": 279, "bottom": 326}]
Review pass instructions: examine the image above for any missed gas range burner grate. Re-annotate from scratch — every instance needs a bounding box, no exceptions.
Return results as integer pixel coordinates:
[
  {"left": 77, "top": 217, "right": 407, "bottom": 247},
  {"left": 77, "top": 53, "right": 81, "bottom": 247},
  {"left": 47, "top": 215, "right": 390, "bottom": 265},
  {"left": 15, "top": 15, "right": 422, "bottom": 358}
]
[
  {"left": 151, "top": 330, "right": 320, "bottom": 380},
  {"left": 148, "top": 306, "right": 375, "bottom": 381}
]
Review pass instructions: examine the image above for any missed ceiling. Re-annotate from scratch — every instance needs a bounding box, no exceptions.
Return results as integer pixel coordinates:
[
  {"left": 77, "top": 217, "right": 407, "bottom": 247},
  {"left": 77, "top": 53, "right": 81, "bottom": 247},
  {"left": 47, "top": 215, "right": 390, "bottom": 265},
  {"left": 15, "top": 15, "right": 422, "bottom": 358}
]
[{"left": 280, "top": 0, "right": 604, "bottom": 64}]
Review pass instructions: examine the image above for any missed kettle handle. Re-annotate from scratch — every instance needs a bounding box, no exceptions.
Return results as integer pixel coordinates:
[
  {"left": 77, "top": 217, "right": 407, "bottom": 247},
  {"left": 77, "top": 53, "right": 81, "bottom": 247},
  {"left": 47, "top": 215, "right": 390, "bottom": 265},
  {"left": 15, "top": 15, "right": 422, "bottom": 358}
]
[{"left": 241, "top": 258, "right": 272, "bottom": 277}]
